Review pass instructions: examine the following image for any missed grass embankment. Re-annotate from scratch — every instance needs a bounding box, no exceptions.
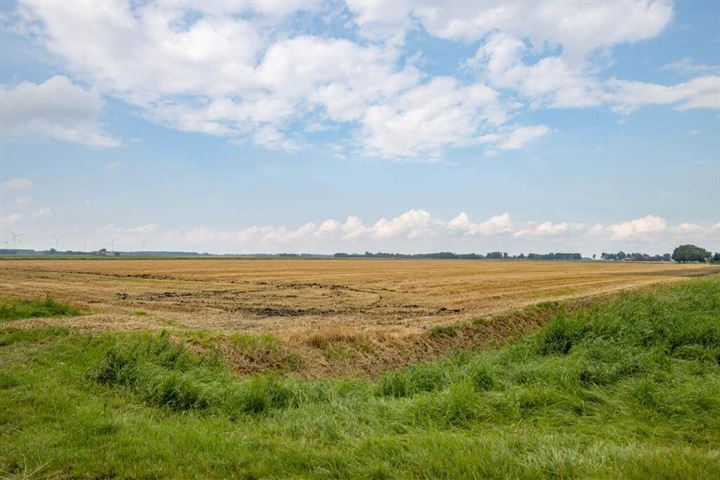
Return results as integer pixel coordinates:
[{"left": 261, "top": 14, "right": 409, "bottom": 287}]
[
  {"left": 0, "top": 296, "right": 82, "bottom": 323},
  {"left": 1, "top": 276, "right": 719, "bottom": 478}
]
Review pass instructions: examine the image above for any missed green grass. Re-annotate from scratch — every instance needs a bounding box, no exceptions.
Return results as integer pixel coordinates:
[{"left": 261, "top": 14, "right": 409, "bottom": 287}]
[
  {"left": 0, "top": 296, "right": 82, "bottom": 323},
  {"left": 1, "top": 276, "right": 719, "bottom": 478}
]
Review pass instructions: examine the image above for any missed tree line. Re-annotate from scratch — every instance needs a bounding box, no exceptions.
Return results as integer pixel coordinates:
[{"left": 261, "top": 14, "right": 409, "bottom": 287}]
[
  {"left": 334, "top": 251, "right": 584, "bottom": 260},
  {"left": 601, "top": 252, "right": 672, "bottom": 262},
  {"left": 334, "top": 244, "right": 719, "bottom": 263}
]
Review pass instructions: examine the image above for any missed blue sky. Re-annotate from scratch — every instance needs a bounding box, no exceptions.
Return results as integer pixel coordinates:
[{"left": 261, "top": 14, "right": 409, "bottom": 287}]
[{"left": 0, "top": 0, "right": 718, "bottom": 255}]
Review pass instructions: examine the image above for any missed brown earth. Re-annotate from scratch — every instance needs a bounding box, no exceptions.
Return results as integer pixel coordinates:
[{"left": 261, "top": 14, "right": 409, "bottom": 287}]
[{"left": 2, "top": 258, "right": 718, "bottom": 339}]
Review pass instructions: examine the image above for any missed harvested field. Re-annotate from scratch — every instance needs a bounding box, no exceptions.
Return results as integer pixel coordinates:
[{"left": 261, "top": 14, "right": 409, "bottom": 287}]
[{"left": 1, "top": 258, "right": 718, "bottom": 337}]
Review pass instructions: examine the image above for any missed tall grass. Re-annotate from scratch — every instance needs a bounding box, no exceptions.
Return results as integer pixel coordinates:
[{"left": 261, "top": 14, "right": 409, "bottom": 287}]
[
  {"left": 0, "top": 295, "right": 82, "bottom": 322},
  {"left": 1, "top": 276, "right": 719, "bottom": 478}
]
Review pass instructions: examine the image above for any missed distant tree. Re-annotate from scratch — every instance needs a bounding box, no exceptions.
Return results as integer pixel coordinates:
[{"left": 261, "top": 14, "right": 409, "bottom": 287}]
[
  {"left": 672, "top": 244, "right": 711, "bottom": 263},
  {"left": 592, "top": 254, "right": 596, "bottom": 260},
  {"left": 712, "top": 252, "right": 720, "bottom": 263}
]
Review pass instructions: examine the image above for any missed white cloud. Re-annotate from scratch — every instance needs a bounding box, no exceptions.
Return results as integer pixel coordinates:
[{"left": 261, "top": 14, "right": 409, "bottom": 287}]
[
  {"left": 8, "top": 209, "right": 717, "bottom": 253},
  {"left": 359, "top": 77, "right": 509, "bottom": 159},
  {"left": 468, "top": 33, "right": 608, "bottom": 109},
  {"left": 607, "top": 76, "right": 720, "bottom": 113},
  {"left": 51, "top": 211, "right": 714, "bottom": 254},
  {"left": 0, "top": 213, "right": 23, "bottom": 225},
  {"left": 2, "top": 178, "right": 33, "bottom": 190},
  {"left": 370, "top": 209, "right": 441, "bottom": 239},
  {"left": 32, "top": 207, "right": 51, "bottom": 219},
  {"left": 498, "top": 125, "right": 551, "bottom": 150},
  {"left": 12, "top": 0, "right": 589, "bottom": 160},
  {"left": 348, "top": 1, "right": 673, "bottom": 57},
  {"left": 661, "top": 58, "right": 720, "bottom": 77},
  {"left": 675, "top": 223, "right": 703, "bottom": 234},
  {"left": 469, "top": 31, "right": 720, "bottom": 113},
  {"left": 514, "top": 221, "right": 584, "bottom": 238},
  {"left": 448, "top": 212, "right": 513, "bottom": 236},
  {"left": 603, "top": 215, "right": 668, "bottom": 240},
  {"left": 10, "top": 0, "right": 715, "bottom": 161},
  {"left": 0, "top": 76, "right": 119, "bottom": 146}
]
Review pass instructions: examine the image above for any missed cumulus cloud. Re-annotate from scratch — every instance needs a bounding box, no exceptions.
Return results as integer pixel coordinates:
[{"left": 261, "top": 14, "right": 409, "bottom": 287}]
[
  {"left": 360, "top": 77, "right": 509, "bottom": 159},
  {"left": 606, "top": 76, "right": 720, "bottom": 113},
  {"left": 468, "top": 31, "right": 720, "bottom": 113},
  {"left": 468, "top": 32, "right": 608, "bottom": 109},
  {"left": 10, "top": 0, "right": 717, "bottom": 159},
  {"left": 314, "top": 216, "right": 367, "bottom": 240},
  {"left": 594, "top": 215, "right": 668, "bottom": 240},
  {"left": 514, "top": 221, "right": 585, "bottom": 238},
  {"left": 0, "top": 76, "right": 119, "bottom": 146},
  {"left": 67, "top": 211, "right": 717, "bottom": 254},
  {"left": 370, "top": 209, "right": 442, "bottom": 239},
  {"left": 448, "top": 212, "right": 513, "bottom": 236},
  {"left": 348, "top": 0, "right": 673, "bottom": 57},
  {"left": 10, "top": 209, "right": 717, "bottom": 253}
]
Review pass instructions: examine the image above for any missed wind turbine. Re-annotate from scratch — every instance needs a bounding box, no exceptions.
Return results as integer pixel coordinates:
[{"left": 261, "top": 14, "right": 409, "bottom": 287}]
[
  {"left": 52, "top": 234, "right": 61, "bottom": 250},
  {"left": 109, "top": 238, "right": 116, "bottom": 252},
  {"left": 9, "top": 231, "right": 20, "bottom": 249}
]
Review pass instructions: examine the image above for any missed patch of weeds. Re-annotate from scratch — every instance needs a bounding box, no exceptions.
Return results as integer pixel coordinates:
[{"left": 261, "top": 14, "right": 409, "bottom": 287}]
[
  {"left": 464, "top": 359, "right": 497, "bottom": 391},
  {"left": 429, "top": 324, "right": 457, "bottom": 339},
  {"left": 91, "top": 331, "right": 301, "bottom": 415},
  {"left": 230, "top": 333, "right": 281, "bottom": 351},
  {"left": 376, "top": 363, "right": 450, "bottom": 398},
  {"left": 0, "top": 296, "right": 82, "bottom": 322},
  {"left": 185, "top": 329, "right": 222, "bottom": 349},
  {"left": 0, "top": 326, "right": 71, "bottom": 347},
  {"left": 0, "top": 369, "right": 21, "bottom": 389},
  {"left": 324, "top": 345, "right": 354, "bottom": 361},
  {"left": 229, "top": 333, "right": 302, "bottom": 372},
  {"left": 535, "top": 314, "right": 581, "bottom": 355},
  {"left": 304, "top": 330, "right": 372, "bottom": 351},
  {"left": 410, "top": 381, "right": 479, "bottom": 427},
  {"left": 225, "top": 375, "right": 298, "bottom": 415}
]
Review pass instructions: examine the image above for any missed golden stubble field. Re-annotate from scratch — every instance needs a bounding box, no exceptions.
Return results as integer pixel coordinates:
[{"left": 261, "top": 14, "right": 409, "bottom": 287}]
[{"left": 2, "top": 258, "right": 718, "bottom": 338}]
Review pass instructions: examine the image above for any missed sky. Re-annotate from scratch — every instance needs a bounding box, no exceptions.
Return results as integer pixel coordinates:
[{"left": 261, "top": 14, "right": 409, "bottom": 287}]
[{"left": 0, "top": 0, "right": 718, "bottom": 256}]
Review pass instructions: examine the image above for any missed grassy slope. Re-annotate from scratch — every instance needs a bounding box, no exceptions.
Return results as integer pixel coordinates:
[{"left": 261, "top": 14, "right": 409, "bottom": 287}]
[{"left": 1, "top": 277, "right": 719, "bottom": 479}]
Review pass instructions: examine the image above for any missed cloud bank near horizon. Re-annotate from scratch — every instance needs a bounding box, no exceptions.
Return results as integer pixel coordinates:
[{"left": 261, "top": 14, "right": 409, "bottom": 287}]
[{"left": 4, "top": 205, "right": 718, "bottom": 255}]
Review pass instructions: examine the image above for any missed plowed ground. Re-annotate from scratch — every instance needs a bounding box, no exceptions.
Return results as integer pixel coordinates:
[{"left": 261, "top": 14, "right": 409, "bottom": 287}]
[{"left": 2, "top": 258, "right": 717, "bottom": 338}]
